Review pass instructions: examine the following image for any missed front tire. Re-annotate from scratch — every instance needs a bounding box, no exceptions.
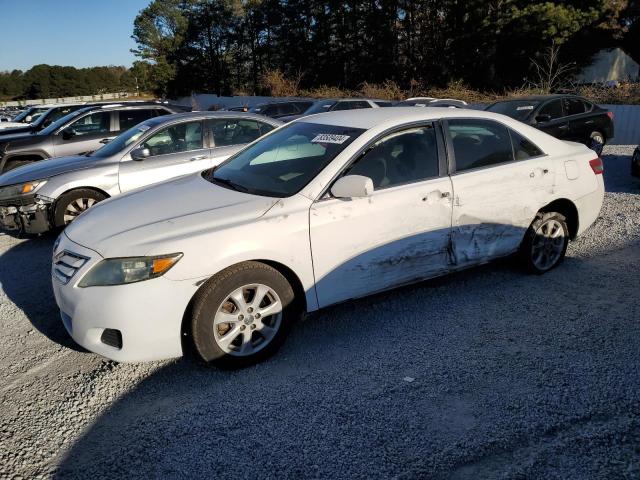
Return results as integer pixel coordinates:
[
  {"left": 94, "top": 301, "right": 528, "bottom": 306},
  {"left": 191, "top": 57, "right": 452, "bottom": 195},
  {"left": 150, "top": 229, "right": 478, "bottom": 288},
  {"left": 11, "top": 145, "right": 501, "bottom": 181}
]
[
  {"left": 521, "top": 212, "right": 569, "bottom": 274},
  {"left": 191, "top": 261, "right": 297, "bottom": 368},
  {"left": 53, "top": 189, "right": 107, "bottom": 228}
]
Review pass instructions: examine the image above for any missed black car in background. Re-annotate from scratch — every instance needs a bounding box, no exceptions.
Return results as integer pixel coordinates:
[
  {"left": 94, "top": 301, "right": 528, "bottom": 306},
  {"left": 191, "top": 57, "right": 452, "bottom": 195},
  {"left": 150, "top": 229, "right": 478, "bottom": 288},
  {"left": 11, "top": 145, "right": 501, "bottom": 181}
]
[
  {"left": 632, "top": 145, "right": 640, "bottom": 177},
  {"left": 485, "top": 94, "right": 614, "bottom": 154},
  {"left": 249, "top": 100, "right": 314, "bottom": 119},
  {"left": 0, "top": 103, "right": 179, "bottom": 172}
]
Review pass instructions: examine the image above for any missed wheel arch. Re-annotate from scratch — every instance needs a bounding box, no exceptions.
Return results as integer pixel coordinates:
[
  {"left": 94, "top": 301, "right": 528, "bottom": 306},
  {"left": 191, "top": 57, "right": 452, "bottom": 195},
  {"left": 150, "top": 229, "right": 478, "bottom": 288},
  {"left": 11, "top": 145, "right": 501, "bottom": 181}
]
[
  {"left": 0, "top": 153, "right": 48, "bottom": 171},
  {"left": 53, "top": 186, "right": 110, "bottom": 207},
  {"left": 539, "top": 198, "right": 579, "bottom": 240},
  {"left": 179, "top": 258, "right": 308, "bottom": 357}
]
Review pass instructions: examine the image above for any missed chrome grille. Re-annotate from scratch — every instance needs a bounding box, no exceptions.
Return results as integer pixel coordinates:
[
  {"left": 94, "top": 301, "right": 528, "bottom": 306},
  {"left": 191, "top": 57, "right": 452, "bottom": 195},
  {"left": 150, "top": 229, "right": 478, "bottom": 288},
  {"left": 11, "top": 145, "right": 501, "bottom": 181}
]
[{"left": 53, "top": 250, "right": 89, "bottom": 284}]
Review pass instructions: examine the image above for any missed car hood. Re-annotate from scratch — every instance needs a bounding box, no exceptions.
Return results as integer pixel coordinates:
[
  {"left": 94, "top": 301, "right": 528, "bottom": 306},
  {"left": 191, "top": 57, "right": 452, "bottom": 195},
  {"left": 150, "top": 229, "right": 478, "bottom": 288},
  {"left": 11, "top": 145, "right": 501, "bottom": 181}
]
[
  {"left": 0, "top": 121, "right": 29, "bottom": 130},
  {"left": 64, "top": 173, "right": 280, "bottom": 258},
  {"left": 0, "top": 154, "right": 100, "bottom": 187},
  {"left": 0, "top": 131, "right": 36, "bottom": 145}
]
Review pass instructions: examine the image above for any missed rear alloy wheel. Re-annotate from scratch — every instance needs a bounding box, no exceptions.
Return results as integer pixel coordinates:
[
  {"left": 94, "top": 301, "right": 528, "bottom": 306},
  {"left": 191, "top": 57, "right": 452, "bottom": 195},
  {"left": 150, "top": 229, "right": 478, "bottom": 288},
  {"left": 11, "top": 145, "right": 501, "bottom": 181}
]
[
  {"left": 54, "top": 189, "right": 107, "bottom": 227},
  {"left": 191, "top": 261, "right": 297, "bottom": 368},
  {"left": 589, "top": 131, "right": 605, "bottom": 155},
  {"left": 521, "top": 212, "right": 569, "bottom": 274}
]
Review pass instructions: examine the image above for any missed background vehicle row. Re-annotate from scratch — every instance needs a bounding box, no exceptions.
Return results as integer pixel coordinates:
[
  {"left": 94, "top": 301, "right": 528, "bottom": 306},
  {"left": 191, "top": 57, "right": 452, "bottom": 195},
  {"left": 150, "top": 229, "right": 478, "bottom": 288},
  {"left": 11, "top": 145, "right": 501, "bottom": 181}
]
[{"left": 0, "top": 112, "right": 281, "bottom": 234}]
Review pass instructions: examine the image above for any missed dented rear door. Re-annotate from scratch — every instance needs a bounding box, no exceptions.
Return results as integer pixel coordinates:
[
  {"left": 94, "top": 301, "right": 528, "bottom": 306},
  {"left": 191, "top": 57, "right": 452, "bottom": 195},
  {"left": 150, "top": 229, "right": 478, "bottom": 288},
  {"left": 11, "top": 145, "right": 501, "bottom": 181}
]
[{"left": 445, "top": 118, "right": 554, "bottom": 266}]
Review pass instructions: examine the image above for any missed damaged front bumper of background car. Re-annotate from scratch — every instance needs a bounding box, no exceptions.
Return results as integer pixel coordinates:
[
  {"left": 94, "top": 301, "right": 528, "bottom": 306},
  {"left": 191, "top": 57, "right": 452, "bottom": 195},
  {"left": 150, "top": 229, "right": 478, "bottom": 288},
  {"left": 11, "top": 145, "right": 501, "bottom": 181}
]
[{"left": 0, "top": 195, "right": 53, "bottom": 234}]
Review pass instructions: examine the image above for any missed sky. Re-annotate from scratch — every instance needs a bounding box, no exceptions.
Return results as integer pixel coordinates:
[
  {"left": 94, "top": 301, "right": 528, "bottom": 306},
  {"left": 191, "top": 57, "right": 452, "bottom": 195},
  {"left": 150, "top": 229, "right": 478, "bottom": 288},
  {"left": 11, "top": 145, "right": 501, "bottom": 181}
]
[{"left": 0, "top": 0, "right": 151, "bottom": 71}]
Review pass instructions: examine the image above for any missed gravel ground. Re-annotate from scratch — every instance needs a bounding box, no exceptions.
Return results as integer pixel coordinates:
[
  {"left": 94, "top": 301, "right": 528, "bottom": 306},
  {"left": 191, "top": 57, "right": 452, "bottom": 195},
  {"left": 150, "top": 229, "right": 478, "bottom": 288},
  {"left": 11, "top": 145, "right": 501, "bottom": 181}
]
[{"left": 1, "top": 145, "right": 639, "bottom": 480}]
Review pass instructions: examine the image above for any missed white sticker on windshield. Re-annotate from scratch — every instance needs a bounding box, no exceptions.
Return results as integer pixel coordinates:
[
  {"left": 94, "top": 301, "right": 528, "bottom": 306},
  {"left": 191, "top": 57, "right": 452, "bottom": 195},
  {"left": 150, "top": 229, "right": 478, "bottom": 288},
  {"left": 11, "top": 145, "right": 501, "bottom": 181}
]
[
  {"left": 516, "top": 106, "right": 534, "bottom": 111},
  {"left": 311, "top": 134, "right": 350, "bottom": 144}
]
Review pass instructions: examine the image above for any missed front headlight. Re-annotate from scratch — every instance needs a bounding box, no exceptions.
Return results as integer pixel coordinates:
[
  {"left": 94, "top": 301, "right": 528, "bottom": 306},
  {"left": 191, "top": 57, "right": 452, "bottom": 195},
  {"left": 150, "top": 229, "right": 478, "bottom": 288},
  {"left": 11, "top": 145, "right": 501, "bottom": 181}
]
[
  {"left": 0, "top": 180, "right": 47, "bottom": 200},
  {"left": 78, "top": 253, "right": 183, "bottom": 287}
]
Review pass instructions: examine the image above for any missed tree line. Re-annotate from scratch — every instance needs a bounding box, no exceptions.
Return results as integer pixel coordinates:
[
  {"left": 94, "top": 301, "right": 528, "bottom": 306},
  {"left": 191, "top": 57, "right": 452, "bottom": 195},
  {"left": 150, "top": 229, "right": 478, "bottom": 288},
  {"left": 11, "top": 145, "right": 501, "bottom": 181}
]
[
  {"left": 0, "top": 64, "right": 145, "bottom": 101},
  {"left": 131, "top": 0, "right": 640, "bottom": 97}
]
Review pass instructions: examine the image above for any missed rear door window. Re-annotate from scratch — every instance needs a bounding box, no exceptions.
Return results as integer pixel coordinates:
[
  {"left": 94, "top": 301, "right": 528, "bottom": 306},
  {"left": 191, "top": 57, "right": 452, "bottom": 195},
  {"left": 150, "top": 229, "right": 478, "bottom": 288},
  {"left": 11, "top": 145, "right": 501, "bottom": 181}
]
[
  {"left": 448, "top": 119, "right": 514, "bottom": 172},
  {"left": 509, "top": 129, "right": 544, "bottom": 160},
  {"left": 209, "top": 118, "right": 271, "bottom": 146},
  {"left": 119, "top": 109, "right": 154, "bottom": 131},
  {"left": 538, "top": 100, "right": 564, "bottom": 120},
  {"left": 564, "top": 98, "right": 586, "bottom": 116}
]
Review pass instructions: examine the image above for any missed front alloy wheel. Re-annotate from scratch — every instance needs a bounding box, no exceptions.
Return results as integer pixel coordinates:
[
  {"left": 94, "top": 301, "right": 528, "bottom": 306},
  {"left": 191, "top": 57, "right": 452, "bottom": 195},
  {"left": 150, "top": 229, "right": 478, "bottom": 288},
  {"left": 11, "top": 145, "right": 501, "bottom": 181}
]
[
  {"left": 213, "top": 284, "right": 283, "bottom": 356},
  {"left": 191, "top": 261, "right": 297, "bottom": 367},
  {"left": 54, "top": 188, "right": 107, "bottom": 228}
]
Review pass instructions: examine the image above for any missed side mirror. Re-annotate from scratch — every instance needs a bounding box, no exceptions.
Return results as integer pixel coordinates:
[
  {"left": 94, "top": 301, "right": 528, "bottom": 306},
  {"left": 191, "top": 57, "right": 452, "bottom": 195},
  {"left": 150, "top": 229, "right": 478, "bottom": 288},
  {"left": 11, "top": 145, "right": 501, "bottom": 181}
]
[
  {"left": 61, "top": 128, "right": 76, "bottom": 140},
  {"left": 331, "top": 175, "right": 374, "bottom": 199},
  {"left": 535, "top": 114, "right": 551, "bottom": 124},
  {"left": 130, "top": 147, "right": 151, "bottom": 161}
]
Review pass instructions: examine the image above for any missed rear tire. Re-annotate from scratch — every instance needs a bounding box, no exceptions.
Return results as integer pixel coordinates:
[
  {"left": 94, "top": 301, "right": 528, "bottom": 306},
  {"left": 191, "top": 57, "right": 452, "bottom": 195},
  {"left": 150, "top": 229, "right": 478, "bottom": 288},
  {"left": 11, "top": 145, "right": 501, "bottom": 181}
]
[
  {"left": 191, "top": 261, "right": 297, "bottom": 368},
  {"left": 53, "top": 189, "right": 107, "bottom": 228},
  {"left": 521, "top": 212, "right": 569, "bottom": 274},
  {"left": 589, "top": 131, "right": 605, "bottom": 155}
]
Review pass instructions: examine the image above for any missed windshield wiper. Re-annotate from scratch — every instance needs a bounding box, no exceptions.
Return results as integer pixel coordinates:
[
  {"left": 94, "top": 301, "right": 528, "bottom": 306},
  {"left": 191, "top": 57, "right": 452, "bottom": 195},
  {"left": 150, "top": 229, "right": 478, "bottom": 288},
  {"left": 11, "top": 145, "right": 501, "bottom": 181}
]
[{"left": 212, "top": 176, "right": 249, "bottom": 192}]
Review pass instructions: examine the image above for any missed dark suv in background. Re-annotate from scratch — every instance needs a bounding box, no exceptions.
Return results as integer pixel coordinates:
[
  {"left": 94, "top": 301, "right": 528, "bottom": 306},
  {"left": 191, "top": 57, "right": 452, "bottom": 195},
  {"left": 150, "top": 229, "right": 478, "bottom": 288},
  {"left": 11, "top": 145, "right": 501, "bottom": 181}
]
[
  {"left": 485, "top": 94, "right": 614, "bottom": 154},
  {"left": 0, "top": 103, "right": 179, "bottom": 172},
  {"left": 248, "top": 100, "right": 314, "bottom": 119}
]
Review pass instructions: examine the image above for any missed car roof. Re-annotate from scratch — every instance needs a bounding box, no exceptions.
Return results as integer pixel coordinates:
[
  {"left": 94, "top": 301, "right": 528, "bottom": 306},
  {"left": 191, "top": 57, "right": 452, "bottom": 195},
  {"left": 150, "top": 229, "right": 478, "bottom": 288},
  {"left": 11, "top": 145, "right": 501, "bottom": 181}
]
[
  {"left": 142, "top": 111, "right": 284, "bottom": 126},
  {"left": 493, "top": 94, "right": 585, "bottom": 102},
  {"left": 297, "top": 106, "right": 511, "bottom": 129}
]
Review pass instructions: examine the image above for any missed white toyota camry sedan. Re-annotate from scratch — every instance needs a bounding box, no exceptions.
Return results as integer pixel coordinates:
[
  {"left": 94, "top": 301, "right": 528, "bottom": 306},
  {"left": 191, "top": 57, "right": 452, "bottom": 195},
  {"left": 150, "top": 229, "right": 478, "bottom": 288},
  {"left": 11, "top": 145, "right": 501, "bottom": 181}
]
[{"left": 51, "top": 108, "right": 604, "bottom": 367}]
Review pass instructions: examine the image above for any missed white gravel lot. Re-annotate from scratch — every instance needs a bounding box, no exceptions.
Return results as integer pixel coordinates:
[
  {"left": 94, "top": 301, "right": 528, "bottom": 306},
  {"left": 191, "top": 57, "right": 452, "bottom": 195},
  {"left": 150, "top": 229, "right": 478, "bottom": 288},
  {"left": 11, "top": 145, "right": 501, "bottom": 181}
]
[{"left": 1, "top": 145, "right": 639, "bottom": 479}]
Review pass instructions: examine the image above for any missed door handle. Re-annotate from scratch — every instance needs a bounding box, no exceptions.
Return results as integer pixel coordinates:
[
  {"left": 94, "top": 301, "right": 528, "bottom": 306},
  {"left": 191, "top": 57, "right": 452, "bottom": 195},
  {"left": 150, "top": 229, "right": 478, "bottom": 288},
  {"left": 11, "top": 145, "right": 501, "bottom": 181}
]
[
  {"left": 558, "top": 124, "right": 569, "bottom": 130},
  {"left": 585, "top": 120, "right": 594, "bottom": 125},
  {"left": 189, "top": 155, "right": 207, "bottom": 161},
  {"left": 422, "top": 191, "right": 451, "bottom": 202}
]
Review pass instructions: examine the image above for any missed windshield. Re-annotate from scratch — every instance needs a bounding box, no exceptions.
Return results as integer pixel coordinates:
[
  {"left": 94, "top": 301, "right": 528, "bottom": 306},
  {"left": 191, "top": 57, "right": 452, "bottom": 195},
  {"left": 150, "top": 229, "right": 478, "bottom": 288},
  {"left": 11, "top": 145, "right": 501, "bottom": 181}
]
[
  {"left": 38, "top": 108, "right": 91, "bottom": 135},
  {"left": 486, "top": 100, "right": 540, "bottom": 121},
  {"left": 90, "top": 124, "right": 149, "bottom": 157},
  {"left": 206, "top": 122, "right": 365, "bottom": 197},
  {"left": 26, "top": 107, "right": 50, "bottom": 124},
  {"left": 12, "top": 108, "right": 35, "bottom": 123},
  {"left": 304, "top": 101, "right": 338, "bottom": 115}
]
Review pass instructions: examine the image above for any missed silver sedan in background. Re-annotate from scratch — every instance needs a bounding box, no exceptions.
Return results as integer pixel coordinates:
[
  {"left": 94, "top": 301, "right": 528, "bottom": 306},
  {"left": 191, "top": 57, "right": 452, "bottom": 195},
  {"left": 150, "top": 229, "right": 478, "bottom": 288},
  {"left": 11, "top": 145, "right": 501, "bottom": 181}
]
[{"left": 0, "top": 112, "right": 282, "bottom": 234}]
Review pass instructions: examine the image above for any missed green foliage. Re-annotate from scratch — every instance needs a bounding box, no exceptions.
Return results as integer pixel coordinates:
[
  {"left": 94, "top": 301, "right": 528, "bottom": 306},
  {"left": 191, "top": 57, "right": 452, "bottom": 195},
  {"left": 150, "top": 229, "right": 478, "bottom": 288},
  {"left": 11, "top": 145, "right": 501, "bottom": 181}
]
[
  {"left": 0, "top": 65, "right": 139, "bottom": 101},
  {"left": 130, "top": 0, "right": 636, "bottom": 96}
]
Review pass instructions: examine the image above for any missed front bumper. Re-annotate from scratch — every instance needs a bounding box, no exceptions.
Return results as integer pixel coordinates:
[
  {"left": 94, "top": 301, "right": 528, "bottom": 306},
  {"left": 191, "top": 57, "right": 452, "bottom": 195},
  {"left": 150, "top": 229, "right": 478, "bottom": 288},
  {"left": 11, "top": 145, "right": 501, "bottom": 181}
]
[
  {"left": 0, "top": 195, "right": 53, "bottom": 234},
  {"left": 52, "top": 233, "right": 201, "bottom": 362}
]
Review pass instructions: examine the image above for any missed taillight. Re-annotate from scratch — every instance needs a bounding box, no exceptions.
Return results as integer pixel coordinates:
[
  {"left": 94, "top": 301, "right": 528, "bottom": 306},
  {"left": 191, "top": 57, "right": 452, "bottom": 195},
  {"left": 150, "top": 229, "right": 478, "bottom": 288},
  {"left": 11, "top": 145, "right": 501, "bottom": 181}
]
[
  {"left": 607, "top": 111, "right": 614, "bottom": 120},
  {"left": 589, "top": 157, "right": 604, "bottom": 175}
]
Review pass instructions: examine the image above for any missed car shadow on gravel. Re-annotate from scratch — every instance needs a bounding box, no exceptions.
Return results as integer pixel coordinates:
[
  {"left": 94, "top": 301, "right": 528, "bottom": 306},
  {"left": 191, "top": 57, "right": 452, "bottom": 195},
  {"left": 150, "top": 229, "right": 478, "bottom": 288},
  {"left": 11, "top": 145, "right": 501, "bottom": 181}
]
[
  {"left": 602, "top": 149, "right": 640, "bottom": 194},
  {"left": 50, "top": 244, "right": 640, "bottom": 479},
  {"left": 0, "top": 233, "right": 86, "bottom": 352}
]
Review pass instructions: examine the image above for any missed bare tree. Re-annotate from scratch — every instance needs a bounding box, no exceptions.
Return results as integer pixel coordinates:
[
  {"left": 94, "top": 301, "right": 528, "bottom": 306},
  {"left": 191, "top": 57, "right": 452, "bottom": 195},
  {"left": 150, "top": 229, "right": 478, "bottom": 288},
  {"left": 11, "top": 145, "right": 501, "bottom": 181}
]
[{"left": 527, "top": 42, "right": 575, "bottom": 93}]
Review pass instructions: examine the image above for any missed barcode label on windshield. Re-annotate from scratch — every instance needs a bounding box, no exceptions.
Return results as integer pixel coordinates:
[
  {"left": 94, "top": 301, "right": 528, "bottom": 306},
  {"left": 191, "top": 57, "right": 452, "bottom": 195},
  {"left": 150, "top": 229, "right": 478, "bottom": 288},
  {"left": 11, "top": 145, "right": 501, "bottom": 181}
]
[{"left": 311, "top": 134, "right": 350, "bottom": 144}]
